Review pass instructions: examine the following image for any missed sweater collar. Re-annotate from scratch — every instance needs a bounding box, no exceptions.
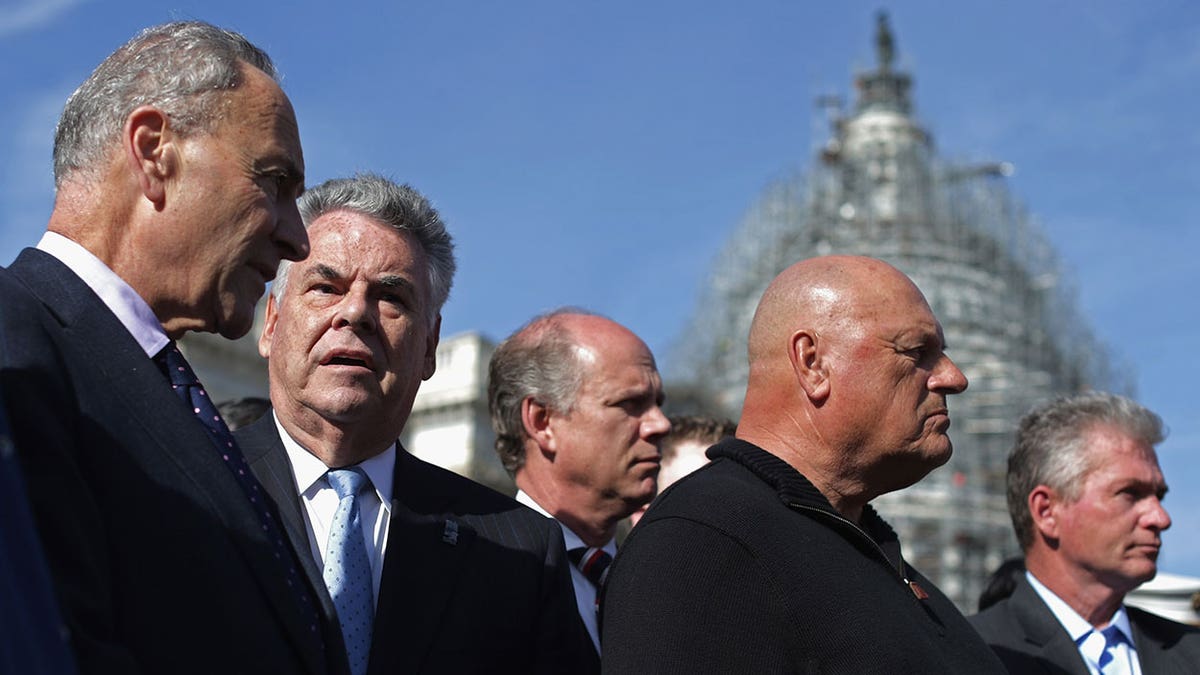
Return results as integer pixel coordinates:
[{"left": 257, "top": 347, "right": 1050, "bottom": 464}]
[{"left": 708, "top": 437, "right": 903, "bottom": 557}]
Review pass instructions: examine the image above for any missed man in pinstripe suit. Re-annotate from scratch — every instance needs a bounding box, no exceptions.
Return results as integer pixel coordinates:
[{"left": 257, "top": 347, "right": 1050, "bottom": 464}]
[{"left": 235, "top": 174, "right": 590, "bottom": 674}]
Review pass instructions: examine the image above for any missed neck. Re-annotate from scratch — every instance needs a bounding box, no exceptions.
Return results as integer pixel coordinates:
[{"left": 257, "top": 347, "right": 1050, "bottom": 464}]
[
  {"left": 737, "top": 421, "right": 869, "bottom": 524},
  {"left": 515, "top": 473, "right": 620, "bottom": 548},
  {"left": 49, "top": 184, "right": 198, "bottom": 338},
  {"left": 275, "top": 404, "right": 397, "bottom": 469},
  {"left": 1027, "top": 553, "right": 1128, "bottom": 627}
]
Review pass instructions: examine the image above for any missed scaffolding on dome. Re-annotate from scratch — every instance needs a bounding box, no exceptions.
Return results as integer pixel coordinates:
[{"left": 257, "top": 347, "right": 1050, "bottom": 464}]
[{"left": 670, "top": 12, "right": 1132, "bottom": 611}]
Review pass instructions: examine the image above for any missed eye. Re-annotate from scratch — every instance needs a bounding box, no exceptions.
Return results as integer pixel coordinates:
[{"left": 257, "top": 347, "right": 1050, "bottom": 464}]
[{"left": 258, "top": 169, "right": 301, "bottom": 200}]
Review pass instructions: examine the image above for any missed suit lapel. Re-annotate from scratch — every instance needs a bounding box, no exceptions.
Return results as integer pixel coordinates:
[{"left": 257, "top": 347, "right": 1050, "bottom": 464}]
[
  {"left": 368, "top": 449, "right": 476, "bottom": 675},
  {"left": 10, "top": 250, "right": 327, "bottom": 675},
  {"left": 237, "top": 415, "right": 337, "bottom": 614},
  {"left": 1009, "top": 578, "right": 1093, "bottom": 675}
]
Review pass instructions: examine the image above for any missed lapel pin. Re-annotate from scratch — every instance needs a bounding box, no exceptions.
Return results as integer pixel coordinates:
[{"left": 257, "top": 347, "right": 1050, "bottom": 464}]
[{"left": 442, "top": 519, "right": 459, "bottom": 545}]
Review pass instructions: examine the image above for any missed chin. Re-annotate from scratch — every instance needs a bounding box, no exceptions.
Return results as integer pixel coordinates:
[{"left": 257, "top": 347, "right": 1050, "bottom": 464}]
[
  {"left": 216, "top": 312, "right": 255, "bottom": 340},
  {"left": 923, "top": 437, "right": 954, "bottom": 467}
]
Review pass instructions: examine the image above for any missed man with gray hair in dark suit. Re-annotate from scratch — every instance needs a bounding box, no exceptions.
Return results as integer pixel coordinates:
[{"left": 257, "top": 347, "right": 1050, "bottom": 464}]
[
  {"left": 0, "top": 21, "right": 335, "bottom": 673},
  {"left": 235, "top": 173, "right": 590, "bottom": 675},
  {"left": 971, "top": 392, "right": 1200, "bottom": 674}
]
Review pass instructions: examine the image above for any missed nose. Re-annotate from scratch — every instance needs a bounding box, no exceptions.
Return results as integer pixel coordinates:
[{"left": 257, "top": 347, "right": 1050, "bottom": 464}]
[
  {"left": 642, "top": 404, "right": 671, "bottom": 444},
  {"left": 931, "top": 354, "right": 968, "bottom": 394},
  {"left": 1144, "top": 497, "right": 1172, "bottom": 532},
  {"left": 332, "top": 287, "right": 376, "bottom": 333},
  {"left": 275, "top": 198, "right": 309, "bottom": 262}
]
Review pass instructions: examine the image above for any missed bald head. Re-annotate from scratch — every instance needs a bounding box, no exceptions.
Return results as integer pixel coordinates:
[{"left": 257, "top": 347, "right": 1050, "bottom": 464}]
[
  {"left": 740, "top": 255, "right": 968, "bottom": 519},
  {"left": 748, "top": 255, "right": 927, "bottom": 372}
]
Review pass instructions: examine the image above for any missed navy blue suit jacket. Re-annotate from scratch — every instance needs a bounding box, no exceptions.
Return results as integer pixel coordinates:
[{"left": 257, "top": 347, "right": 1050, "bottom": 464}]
[
  {"left": 0, "top": 367, "right": 77, "bottom": 674},
  {"left": 0, "top": 249, "right": 340, "bottom": 675},
  {"left": 235, "top": 414, "right": 595, "bottom": 674}
]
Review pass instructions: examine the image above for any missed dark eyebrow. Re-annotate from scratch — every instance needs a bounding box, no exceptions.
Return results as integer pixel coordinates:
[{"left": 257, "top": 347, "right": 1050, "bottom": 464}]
[
  {"left": 313, "top": 264, "right": 341, "bottom": 281},
  {"left": 378, "top": 274, "right": 412, "bottom": 290}
]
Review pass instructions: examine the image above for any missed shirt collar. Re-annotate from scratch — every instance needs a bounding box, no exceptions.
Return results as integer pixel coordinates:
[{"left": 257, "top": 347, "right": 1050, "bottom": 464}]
[
  {"left": 273, "top": 411, "right": 395, "bottom": 508},
  {"left": 514, "top": 489, "right": 616, "bottom": 555},
  {"left": 36, "top": 231, "right": 169, "bottom": 357},
  {"left": 1026, "top": 571, "right": 1133, "bottom": 641}
]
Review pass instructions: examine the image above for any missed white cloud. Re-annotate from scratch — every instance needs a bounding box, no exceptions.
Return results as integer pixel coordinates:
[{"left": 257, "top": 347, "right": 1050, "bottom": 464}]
[{"left": 0, "top": 0, "right": 87, "bottom": 38}]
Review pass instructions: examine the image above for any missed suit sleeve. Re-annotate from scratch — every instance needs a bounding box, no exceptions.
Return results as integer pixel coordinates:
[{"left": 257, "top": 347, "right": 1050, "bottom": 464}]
[
  {"left": 0, "top": 287, "right": 142, "bottom": 674},
  {"left": 601, "top": 517, "right": 794, "bottom": 673}
]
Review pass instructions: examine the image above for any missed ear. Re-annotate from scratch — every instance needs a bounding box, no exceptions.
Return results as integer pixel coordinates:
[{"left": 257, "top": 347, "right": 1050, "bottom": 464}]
[
  {"left": 789, "top": 329, "right": 830, "bottom": 402},
  {"left": 421, "top": 314, "right": 441, "bottom": 381},
  {"left": 123, "top": 106, "right": 176, "bottom": 207},
  {"left": 520, "top": 396, "right": 556, "bottom": 458},
  {"left": 1029, "top": 486, "right": 1060, "bottom": 540},
  {"left": 258, "top": 293, "right": 279, "bottom": 359}
]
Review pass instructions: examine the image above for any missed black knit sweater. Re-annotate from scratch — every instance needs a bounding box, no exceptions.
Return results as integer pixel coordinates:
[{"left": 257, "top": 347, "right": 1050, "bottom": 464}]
[{"left": 600, "top": 438, "right": 1007, "bottom": 674}]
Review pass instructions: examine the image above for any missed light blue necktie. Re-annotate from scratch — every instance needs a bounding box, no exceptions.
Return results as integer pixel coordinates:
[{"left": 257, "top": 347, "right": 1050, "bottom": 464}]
[{"left": 323, "top": 468, "right": 374, "bottom": 675}]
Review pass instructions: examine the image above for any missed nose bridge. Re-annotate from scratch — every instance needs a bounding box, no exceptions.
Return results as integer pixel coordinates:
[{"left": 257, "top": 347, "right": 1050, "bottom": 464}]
[{"left": 333, "top": 281, "right": 374, "bottom": 331}]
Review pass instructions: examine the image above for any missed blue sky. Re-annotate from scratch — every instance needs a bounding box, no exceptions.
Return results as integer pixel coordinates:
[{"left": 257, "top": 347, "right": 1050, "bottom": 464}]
[{"left": 2, "top": 1, "right": 1197, "bottom": 576}]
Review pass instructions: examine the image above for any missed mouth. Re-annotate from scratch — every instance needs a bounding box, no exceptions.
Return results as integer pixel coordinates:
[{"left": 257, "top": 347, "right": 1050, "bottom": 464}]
[
  {"left": 321, "top": 349, "right": 375, "bottom": 371},
  {"left": 1132, "top": 543, "right": 1161, "bottom": 556},
  {"left": 634, "top": 456, "right": 662, "bottom": 471}
]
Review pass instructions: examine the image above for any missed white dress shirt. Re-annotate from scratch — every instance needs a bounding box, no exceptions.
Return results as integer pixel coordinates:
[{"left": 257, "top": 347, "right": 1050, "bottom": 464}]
[
  {"left": 274, "top": 412, "right": 394, "bottom": 605},
  {"left": 1027, "top": 571, "right": 1141, "bottom": 675},
  {"left": 36, "top": 232, "right": 169, "bottom": 357},
  {"left": 515, "top": 489, "right": 614, "bottom": 653}
]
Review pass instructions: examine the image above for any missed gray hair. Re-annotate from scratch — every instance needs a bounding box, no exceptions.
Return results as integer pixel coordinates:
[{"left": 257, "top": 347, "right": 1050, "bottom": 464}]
[
  {"left": 1007, "top": 391, "right": 1165, "bottom": 549},
  {"left": 487, "top": 308, "right": 600, "bottom": 474},
  {"left": 273, "top": 174, "right": 456, "bottom": 326},
  {"left": 54, "top": 21, "right": 276, "bottom": 185}
]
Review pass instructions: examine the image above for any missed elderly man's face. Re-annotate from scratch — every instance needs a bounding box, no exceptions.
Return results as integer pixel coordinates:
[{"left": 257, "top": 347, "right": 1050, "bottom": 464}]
[
  {"left": 171, "top": 65, "right": 308, "bottom": 339},
  {"left": 829, "top": 277, "right": 968, "bottom": 491},
  {"left": 1051, "top": 426, "right": 1170, "bottom": 594},
  {"left": 259, "top": 210, "right": 437, "bottom": 442},
  {"left": 548, "top": 320, "right": 670, "bottom": 516}
]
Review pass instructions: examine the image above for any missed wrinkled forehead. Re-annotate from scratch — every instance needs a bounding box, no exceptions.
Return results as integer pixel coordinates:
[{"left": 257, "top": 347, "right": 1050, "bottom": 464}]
[
  {"left": 223, "top": 66, "right": 303, "bottom": 156},
  {"left": 303, "top": 213, "right": 429, "bottom": 281}
]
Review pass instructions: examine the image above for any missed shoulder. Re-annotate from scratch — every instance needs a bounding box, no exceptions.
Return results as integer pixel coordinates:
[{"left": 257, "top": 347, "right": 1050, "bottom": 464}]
[
  {"left": 1128, "top": 604, "right": 1200, "bottom": 650},
  {"left": 969, "top": 596, "right": 1021, "bottom": 638},
  {"left": 397, "top": 450, "right": 557, "bottom": 543}
]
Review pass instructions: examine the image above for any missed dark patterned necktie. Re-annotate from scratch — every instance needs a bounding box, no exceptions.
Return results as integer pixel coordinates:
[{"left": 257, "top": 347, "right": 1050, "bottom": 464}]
[
  {"left": 567, "top": 546, "right": 613, "bottom": 612},
  {"left": 155, "top": 342, "right": 325, "bottom": 652},
  {"left": 1097, "top": 625, "right": 1128, "bottom": 674}
]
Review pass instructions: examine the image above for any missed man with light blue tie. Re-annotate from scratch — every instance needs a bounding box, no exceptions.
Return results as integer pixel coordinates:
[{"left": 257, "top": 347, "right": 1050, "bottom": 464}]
[
  {"left": 235, "top": 174, "right": 590, "bottom": 674},
  {"left": 970, "top": 392, "right": 1200, "bottom": 674}
]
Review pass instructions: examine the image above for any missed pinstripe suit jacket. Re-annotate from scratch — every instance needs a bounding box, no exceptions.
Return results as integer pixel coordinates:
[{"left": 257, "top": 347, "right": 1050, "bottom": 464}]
[
  {"left": 970, "top": 575, "right": 1200, "bottom": 674},
  {"left": 235, "top": 415, "right": 594, "bottom": 675},
  {"left": 1, "top": 250, "right": 335, "bottom": 675}
]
